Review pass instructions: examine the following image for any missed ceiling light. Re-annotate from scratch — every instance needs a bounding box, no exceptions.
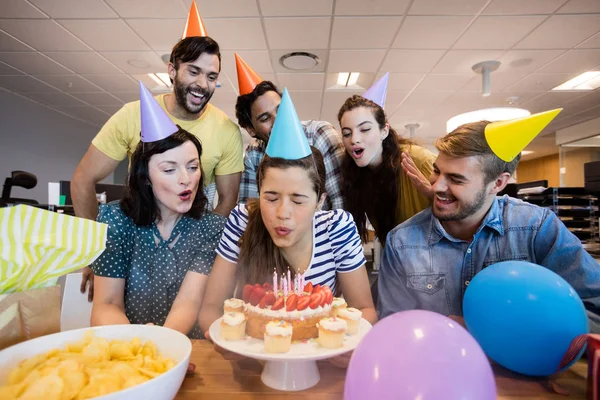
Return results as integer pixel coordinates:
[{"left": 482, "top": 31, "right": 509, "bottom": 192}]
[
  {"left": 552, "top": 71, "right": 600, "bottom": 91},
  {"left": 447, "top": 107, "right": 530, "bottom": 133},
  {"left": 147, "top": 73, "right": 172, "bottom": 89},
  {"left": 280, "top": 52, "right": 320, "bottom": 71},
  {"left": 336, "top": 72, "right": 360, "bottom": 87}
]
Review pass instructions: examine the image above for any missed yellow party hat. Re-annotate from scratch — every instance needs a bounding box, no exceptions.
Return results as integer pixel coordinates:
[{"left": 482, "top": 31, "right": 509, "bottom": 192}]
[{"left": 485, "top": 108, "right": 562, "bottom": 162}]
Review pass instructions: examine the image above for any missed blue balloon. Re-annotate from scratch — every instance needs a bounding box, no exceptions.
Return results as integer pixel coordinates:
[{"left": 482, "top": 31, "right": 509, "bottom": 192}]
[{"left": 463, "top": 261, "right": 589, "bottom": 376}]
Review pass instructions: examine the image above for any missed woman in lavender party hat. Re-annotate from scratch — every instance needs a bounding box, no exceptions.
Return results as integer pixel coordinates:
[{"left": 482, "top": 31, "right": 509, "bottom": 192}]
[
  {"left": 338, "top": 73, "right": 436, "bottom": 246},
  {"left": 90, "top": 82, "right": 226, "bottom": 339},
  {"left": 199, "top": 89, "right": 377, "bottom": 338}
]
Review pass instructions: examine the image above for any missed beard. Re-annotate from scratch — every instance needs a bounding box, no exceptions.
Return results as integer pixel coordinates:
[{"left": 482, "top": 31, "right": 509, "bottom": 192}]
[
  {"left": 173, "top": 74, "right": 214, "bottom": 115},
  {"left": 433, "top": 186, "right": 488, "bottom": 222}
]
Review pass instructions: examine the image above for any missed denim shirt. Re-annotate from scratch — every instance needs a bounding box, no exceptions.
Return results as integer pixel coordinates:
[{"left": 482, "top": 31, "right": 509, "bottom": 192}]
[{"left": 377, "top": 195, "right": 600, "bottom": 333}]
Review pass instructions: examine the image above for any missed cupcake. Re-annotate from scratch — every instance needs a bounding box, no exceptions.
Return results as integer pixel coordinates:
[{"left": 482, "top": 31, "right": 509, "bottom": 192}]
[
  {"left": 317, "top": 317, "right": 347, "bottom": 349},
  {"left": 224, "top": 298, "right": 244, "bottom": 313},
  {"left": 220, "top": 312, "right": 246, "bottom": 340},
  {"left": 337, "top": 307, "right": 362, "bottom": 335},
  {"left": 264, "top": 320, "right": 293, "bottom": 353},
  {"left": 331, "top": 297, "right": 347, "bottom": 317}
]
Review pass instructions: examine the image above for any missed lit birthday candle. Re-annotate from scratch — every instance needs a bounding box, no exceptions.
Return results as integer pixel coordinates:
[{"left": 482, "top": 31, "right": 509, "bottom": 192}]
[
  {"left": 283, "top": 276, "right": 288, "bottom": 297},
  {"left": 273, "top": 269, "right": 277, "bottom": 294},
  {"left": 287, "top": 269, "right": 291, "bottom": 293}
]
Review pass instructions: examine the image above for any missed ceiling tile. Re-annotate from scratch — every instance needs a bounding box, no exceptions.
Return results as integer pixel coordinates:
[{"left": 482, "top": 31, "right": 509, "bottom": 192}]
[
  {"left": 331, "top": 17, "right": 401, "bottom": 49},
  {"left": 431, "top": 50, "right": 504, "bottom": 74},
  {"left": 3, "top": 0, "right": 48, "bottom": 18},
  {"left": 375, "top": 73, "right": 423, "bottom": 91},
  {"left": 506, "top": 73, "right": 575, "bottom": 92},
  {"left": 497, "top": 50, "right": 566, "bottom": 74},
  {"left": 539, "top": 49, "right": 600, "bottom": 73},
  {"left": 482, "top": 0, "right": 567, "bottom": 15},
  {"left": 82, "top": 74, "right": 138, "bottom": 92},
  {"left": 72, "top": 92, "right": 124, "bottom": 106},
  {"left": 28, "top": 0, "right": 118, "bottom": 18},
  {"left": 287, "top": 90, "right": 323, "bottom": 120},
  {"left": 27, "top": 91, "right": 87, "bottom": 107},
  {"left": 0, "top": 31, "right": 34, "bottom": 52},
  {"left": 324, "top": 72, "right": 375, "bottom": 90},
  {"left": 0, "top": 75, "right": 58, "bottom": 92},
  {"left": 106, "top": 0, "right": 186, "bottom": 18},
  {"left": 461, "top": 72, "right": 526, "bottom": 93},
  {"left": 126, "top": 19, "right": 183, "bottom": 53},
  {"left": 112, "top": 92, "right": 139, "bottom": 103},
  {"left": 578, "top": 32, "right": 600, "bottom": 49},
  {"left": 557, "top": 0, "right": 600, "bottom": 13},
  {"left": 381, "top": 50, "right": 446, "bottom": 73},
  {"left": 454, "top": 16, "right": 546, "bottom": 50},
  {"left": 321, "top": 90, "right": 362, "bottom": 123},
  {"left": 96, "top": 105, "right": 123, "bottom": 115},
  {"left": 277, "top": 74, "right": 325, "bottom": 90},
  {"left": 415, "top": 74, "right": 472, "bottom": 92},
  {"left": 35, "top": 75, "right": 102, "bottom": 93},
  {"left": 408, "top": 0, "right": 490, "bottom": 15},
  {"left": 327, "top": 50, "right": 387, "bottom": 73},
  {"left": 561, "top": 90, "right": 600, "bottom": 114},
  {"left": 335, "top": 0, "right": 411, "bottom": 15},
  {"left": 395, "top": 91, "right": 455, "bottom": 116},
  {"left": 100, "top": 51, "right": 165, "bottom": 74},
  {"left": 259, "top": 0, "right": 332, "bottom": 16},
  {"left": 0, "top": 52, "right": 73, "bottom": 75},
  {"left": 56, "top": 105, "right": 111, "bottom": 126},
  {"left": 523, "top": 91, "right": 584, "bottom": 113},
  {"left": 220, "top": 50, "right": 273, "bottom": 87},
  {"left": 0, "top": 20, "right": 88, "bottom": 51},
  {"left": 515, "top": 15, "right": 600, "bottom": 50},
  {"left": 59, "top": 19, "right": 150, "bottom": 51},
  {"left": 0, "top": 61, "right": 24, "bottom": 75},
  {"left": 204, "top": 18, "right": 266, "bottom": 50},
  {"left": 264, "top": 18, "right": 330, "bottom": 50},
  {"left": 184, "top": 0, "right": 259, "bottom": 17},
  {"left": 392, "top": 16, "right": 471, "bottom": 49},
  {"left": 44, "top": 52, "right": 123, "bottom": 74}
]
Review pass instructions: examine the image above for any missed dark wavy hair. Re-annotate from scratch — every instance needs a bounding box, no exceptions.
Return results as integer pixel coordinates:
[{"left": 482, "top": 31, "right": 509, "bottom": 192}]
[
  {"left": 237, "top": 147, "right": 326, "bottom": 286},
  {"left": 337, "top": 95, "right": 413, "bottom": 245},
  {"left": 168, "top": 36, "right": 221, "bottom": 82},
  {"left": 120, "top": 128, "right": 207, "bottom": 225},
  {"left": 235, "top": 81, "right": 282, "bottom": 130}
]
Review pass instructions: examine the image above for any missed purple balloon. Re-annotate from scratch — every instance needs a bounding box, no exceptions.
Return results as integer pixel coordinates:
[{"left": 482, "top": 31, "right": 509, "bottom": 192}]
[{"left": 344, "top": 310, "right": 496, "bottom": 400}]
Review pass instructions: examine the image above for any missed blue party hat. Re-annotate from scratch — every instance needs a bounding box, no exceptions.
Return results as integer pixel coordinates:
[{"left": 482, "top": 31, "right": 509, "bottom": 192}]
[
  {"left": 140, "top": 81, "right": 178, "bottom": 142},
  {"left": 265, "top": 88, "right": 311, "bottom": 160},
  {"left": 362, "top": 72, "right": 389, "bottom": 109}
]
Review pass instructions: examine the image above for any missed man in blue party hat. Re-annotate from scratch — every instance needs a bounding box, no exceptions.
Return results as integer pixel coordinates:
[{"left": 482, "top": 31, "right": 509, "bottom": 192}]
[
  {"left": 234, "top": 54, "right": 345, "bottom": 210},
  {"left": 377, "top": 110, "right": 600, "bottom": 333}
]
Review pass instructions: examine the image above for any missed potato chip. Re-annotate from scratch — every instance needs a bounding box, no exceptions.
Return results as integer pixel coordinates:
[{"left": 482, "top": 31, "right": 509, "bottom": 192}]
[{"left": 0, "top": 330, "right": 176, "bottom": 399}]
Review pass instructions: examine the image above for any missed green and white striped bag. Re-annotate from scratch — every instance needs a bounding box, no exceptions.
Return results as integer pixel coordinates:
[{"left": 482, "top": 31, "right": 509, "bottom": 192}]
[{"left": 0, "top": 205, "right": 107, "bottom": 294}]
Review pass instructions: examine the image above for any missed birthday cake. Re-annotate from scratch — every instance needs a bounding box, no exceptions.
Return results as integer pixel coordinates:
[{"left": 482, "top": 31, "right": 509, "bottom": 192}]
[{"left": 229, "top": 274, "right": 334, "bottom": 341}]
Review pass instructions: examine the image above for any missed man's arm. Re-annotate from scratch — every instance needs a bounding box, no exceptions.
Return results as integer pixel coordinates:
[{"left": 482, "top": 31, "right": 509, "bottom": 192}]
[
  {"left": 313, "top": 122, "right": 345, "bottom": 210},
  {"left": 238, "top": 151, "right": 259, "bottom": 203},
  {"left": 213, "top": 172, "right": 241, "bottom": 217},
  {"left": 71, "top": 144, "right": 120, "bottom": 221},
  {"left": 377, "top": 233, "right": 417, "bottom": 319},
  {"left": 534, "top": 210, "right": 600, "bottom": 333}
]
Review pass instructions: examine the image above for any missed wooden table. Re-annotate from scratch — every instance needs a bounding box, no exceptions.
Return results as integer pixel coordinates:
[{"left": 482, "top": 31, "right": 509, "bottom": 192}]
[{"left": 176, "top": 340, "right": 588, "bottom": 399}]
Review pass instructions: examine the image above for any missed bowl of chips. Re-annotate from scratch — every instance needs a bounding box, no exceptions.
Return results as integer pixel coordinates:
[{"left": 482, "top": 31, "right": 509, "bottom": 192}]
[{"left": 0, "top": 324, "right": 192, "bottom": 399}]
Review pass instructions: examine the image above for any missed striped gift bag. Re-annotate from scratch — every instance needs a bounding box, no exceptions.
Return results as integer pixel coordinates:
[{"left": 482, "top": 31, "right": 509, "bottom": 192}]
[{"left": 0, "top": 205, "right": 107, "bottom": 294}]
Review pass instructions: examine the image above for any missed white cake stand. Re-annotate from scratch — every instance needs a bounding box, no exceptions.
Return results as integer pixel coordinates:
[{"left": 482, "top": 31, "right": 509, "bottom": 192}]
[{"left": 209, "top": 318, "right": 372, "bottom": 391}]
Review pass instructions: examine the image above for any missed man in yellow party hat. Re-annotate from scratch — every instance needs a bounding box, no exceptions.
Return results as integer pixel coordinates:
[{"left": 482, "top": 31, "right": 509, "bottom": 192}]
[
  {"left": 72, "top": 1, "right": 243, "bottom": 300},
  {"left": 376, "top": 110, "right": 600, "bottom": 333},
  {"left": 233, "top": 53, "right": 345, "bottom": 210}
]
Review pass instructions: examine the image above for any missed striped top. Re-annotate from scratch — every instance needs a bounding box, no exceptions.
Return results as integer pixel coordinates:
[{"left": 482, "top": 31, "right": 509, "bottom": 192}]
[{"left": 216, "top": 204, "right": 366, "bottom": 294}]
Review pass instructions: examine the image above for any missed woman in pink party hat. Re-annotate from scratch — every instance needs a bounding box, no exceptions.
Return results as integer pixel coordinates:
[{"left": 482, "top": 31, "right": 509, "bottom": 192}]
[
  {"left": 338, "top": 73, "right": 436, "bottom": 246},
  {"left": 90, "top": 82, "right": 226, "bottom": 340},
  {"left": 199, "top": 89, "right": 377, "bottom": 338}
]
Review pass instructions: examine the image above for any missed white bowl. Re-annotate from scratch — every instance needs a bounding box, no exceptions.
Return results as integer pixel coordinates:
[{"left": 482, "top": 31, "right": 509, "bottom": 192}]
[{"left": 0, "top": 324, "right": 192, "bottom": 400}]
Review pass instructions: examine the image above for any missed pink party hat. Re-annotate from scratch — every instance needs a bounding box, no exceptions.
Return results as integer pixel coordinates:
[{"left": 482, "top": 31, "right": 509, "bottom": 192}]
[
  {"left": 362, "top": 72, "right": 389, "bottom": 109},
  {"left": 140, "top": 81, "right": 178, "bottom": 142}
]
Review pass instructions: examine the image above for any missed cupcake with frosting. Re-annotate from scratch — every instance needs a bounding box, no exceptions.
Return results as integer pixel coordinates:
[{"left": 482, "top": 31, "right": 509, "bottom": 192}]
[
  {"left": 331, "top": 297, "right": 347, "bottom": 317},
  {"left": 224, "top": 298, "right": 244, "bottom": 313},
  {"left": 337, "top": 307, "right": 362, "bottom": 335},
  {"left": 264, "top": 320, "right": 293, "bottom": 353},
  {"left": 317, "top": 317, "right": 347, "bottom": 349},
  {"left": 220, "top": 312, "right": 246, "bottom": 340}
]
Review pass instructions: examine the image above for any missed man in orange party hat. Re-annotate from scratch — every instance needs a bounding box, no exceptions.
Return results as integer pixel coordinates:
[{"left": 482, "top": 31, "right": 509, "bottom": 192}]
[
  {"left": 377, "top": 110, "right": 600, "bottom": 334},
  {"left": 72, "top": 1, "right": 243, "bottom": 300},
  {"left": 234, "top": 53, "right": 345, "bottom": 210}
]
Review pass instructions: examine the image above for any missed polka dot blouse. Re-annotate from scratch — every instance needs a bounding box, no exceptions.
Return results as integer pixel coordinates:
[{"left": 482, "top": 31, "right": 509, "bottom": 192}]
[{"left": 91, "top": 201, "right": 226, "bottom": 339}]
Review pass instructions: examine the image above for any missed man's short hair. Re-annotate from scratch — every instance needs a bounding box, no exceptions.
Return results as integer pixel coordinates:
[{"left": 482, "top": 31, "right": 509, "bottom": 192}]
[
  {"left": 435, "top": 120, "right": 521, "bottom": 184},
  {"left": 169, "top": 36, "right": 221, "bottom": 75},
  {"left": 234, "top": 81, "right": 282, "bottom": 129}
]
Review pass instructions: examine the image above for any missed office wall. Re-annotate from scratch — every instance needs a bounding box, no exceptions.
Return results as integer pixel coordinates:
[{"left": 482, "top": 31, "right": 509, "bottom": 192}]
[
  {"left": 0, "top": 92, "right": 111, "bottom": 203},
  {"left": 562, "top": 147, "right": 600, "bottom": 187},
  {"left": 516, "top": 154, "right": 560, "bottom": 187}
]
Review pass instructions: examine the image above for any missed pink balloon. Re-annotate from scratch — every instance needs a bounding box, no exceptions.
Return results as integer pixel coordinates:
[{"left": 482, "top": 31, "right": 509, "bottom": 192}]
[{"left": 344, "top": 310, "right": 496, "bottom": 400}]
